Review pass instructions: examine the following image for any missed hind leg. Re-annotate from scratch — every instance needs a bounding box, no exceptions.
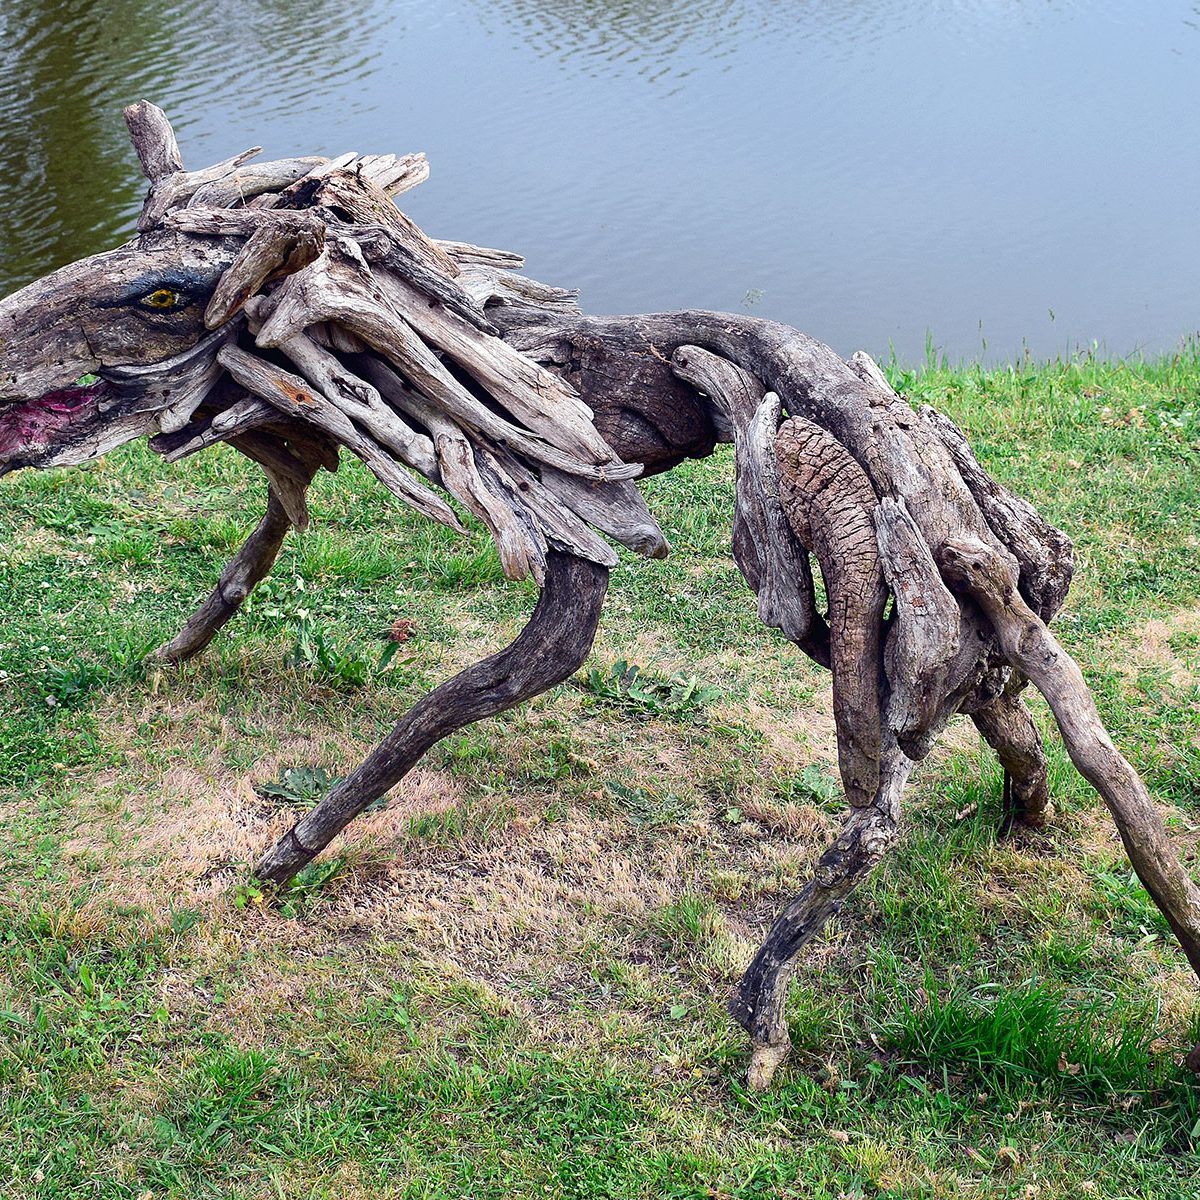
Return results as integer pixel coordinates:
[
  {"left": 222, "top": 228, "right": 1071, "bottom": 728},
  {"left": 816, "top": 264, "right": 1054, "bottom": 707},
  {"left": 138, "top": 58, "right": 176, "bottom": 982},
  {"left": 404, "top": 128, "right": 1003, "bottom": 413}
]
[
  {"left": 970, "top": 690, "right": 1052, "bottom": 831},
  {"left": 254, "top": 550, "right": 609, "bottom": 886}
]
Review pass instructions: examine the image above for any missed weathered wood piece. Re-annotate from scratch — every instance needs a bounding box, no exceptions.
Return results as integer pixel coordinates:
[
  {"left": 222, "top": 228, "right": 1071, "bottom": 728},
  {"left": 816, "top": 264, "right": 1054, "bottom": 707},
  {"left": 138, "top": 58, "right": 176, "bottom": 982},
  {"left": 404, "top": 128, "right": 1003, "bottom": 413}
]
[
  {"left": 254, "top": 552, "right": 609, "bottom": 884},
  {"left": 940, "top": 536, "right": 1200, "bottom": 977},
  {"left": 152, "top": 487, "right": 303, "bottom": 663},
  {"left": 217, "top": 343, "right": 463, "bottom": 531},
  {"left": 671, "top": 345, "right": 829, "bottom": 661}
]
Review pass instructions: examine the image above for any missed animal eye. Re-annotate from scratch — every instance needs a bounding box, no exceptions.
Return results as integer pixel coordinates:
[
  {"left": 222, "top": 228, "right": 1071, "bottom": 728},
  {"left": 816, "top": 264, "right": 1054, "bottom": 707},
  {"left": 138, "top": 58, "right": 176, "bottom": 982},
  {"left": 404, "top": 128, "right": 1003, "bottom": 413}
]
[{"left": 139, "top": 287, "right": 187, "bottom": 311}]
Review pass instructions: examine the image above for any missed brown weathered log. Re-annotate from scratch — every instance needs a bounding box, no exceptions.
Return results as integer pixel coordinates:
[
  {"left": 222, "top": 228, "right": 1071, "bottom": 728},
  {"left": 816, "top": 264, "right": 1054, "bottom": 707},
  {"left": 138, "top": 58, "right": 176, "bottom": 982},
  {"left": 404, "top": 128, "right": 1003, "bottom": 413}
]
[
  {"left": 204, "top": 218, "right": 326, "bottom": 328},
  {"left": 730, "top": 736, "right": 915, "bottom": 1088},
  {"left": 242, "top": 298, "right": 437, "bottom": 478},
  {"left": 670, "top": 345, "right": 829, "bottom": 661},
  {"left": 971, "top": 689, "right": 1053, "bottom": 829},
  {"left": 123, "top": 100, "right": 184, "bottom": 181},
  {"left": 923, "top": 407, "right": 1074, "bottom": 621},
  {"left": 152, "top": 487, "right": 303, "bottom": 663},
  {"left": 874, "top": 497, "right": 962, "bottom": 757},
  {"left": 254, "top": 551, "right": 609, "bottom": 884},
  {"left": 776, "top": 416, "right": 886, "bottom": 808}
]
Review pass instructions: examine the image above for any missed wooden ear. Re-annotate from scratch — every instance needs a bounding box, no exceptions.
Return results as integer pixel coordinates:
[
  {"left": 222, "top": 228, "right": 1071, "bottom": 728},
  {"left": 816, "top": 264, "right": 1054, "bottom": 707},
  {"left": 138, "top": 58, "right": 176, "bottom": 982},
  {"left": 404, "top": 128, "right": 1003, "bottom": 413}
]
[
  {"left": 123, "top": 100, "right": 184, "bottom": 181},
  {"left": 204, "top": 216, "right": 326, "bottom": 328}
]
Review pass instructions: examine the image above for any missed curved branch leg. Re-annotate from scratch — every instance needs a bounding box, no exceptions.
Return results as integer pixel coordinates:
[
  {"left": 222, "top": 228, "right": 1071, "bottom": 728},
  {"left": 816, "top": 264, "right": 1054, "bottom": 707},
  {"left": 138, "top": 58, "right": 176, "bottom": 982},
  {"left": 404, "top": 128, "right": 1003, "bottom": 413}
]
[
  {"left": 730, "top": 740, "right": 915, "bottom": 1090},
  {"left": 970, "top": 690, "right": 1053, "bottom": 831},
  {"left": 254, "top": 551, "right": 609, "bottom": 887},
  {"left": 151, "top": 488, "right": 294, "bottom": 664}
]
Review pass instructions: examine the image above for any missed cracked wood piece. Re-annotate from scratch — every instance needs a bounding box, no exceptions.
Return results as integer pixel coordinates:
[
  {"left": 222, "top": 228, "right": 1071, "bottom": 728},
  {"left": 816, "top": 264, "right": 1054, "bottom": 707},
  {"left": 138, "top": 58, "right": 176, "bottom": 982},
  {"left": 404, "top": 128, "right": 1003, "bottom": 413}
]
[
  {"left": 204, "top": 218, "right": 326, "bottom": 327},
  {"left": 123, "top": 100, "right": 184, "bottom": 180},
  {"left": 136, "top": 146, "right": 263, "bottom": 231},
  {"left": 437, "top": 240, "right": 525, "bottom": 269},
  {"left": 454, "top": 266, "right": 581, "bottom": 313},
  {"left": 846, "top": 349, "right": 894, "bottom": 395},
  {"left": 537, "top": 465, "right": 668, "bottom": 559},
  {"left": 287, "top": 169, "right": 456, "bottom": 275},
  {"left": 483, "top": 445, "right": 620, "bottom": 568},
  {"left": 352, "top": 152, "right": 429, "bottom": 197},
  {"left": 776, "top": 416, "right": 886, "bottom": 807},
  {"left": 971, "top": 689, "right": 1053, "bottom": 829},
  {"left": 152, "top": 488, "right": 300, "bottom": 664},
  {"left": 166, "top": 206, "right": 322, "bottom": 238},
  {"left": 242, "top": 297, "right": 437, "bottom": 477},
  {"left": 923, "top": 406, "right": 1074, "bottom": 621},
  {"left": 363, "top": 359, "right": 618, "bottom": 574},
  {"left": 101, "top": 325, "right": 234, "bottom": 435},
  {"left": 217, "top": 342, "right": 464, "bottom": 532},
  {"left": 940, "top": 536, "right": 1200, "bottom": 982},
  {"left": 670, "top": 345, "right": 828, "bottom": 659},
  {"left": 439, "top": 435, "right": 549, "bottom": 583},
  {"left": 254, "top": 247, "right": 639, "bottom": 482},
  {"left": 347, "top": 224, "right": 500, "bottom": 334},
  {"left": 225, "top": 430, "right": 317, "bottom": 528},
  {"left": 371, "top": 267, "right": 615, "bottom": 465},
  {"left": 188, "top": 157, "right": 328, "bottom": 208},
  {"left": 149, "top": 394, "right": 280, "bottom": 462},
  {"left": 874, "top": 497, "right": 962, "bottom": 756}
]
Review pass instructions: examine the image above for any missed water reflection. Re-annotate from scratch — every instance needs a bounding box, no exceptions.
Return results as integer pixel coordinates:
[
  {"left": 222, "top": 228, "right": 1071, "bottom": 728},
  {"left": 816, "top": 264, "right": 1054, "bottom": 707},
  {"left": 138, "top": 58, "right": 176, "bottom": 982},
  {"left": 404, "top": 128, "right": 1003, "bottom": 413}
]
[
  {"left": 0, "top": 0, "right": 1196, "bottom": 363},
  {"left": 0, "top": 0, "right": 386, "bottom": 293}
]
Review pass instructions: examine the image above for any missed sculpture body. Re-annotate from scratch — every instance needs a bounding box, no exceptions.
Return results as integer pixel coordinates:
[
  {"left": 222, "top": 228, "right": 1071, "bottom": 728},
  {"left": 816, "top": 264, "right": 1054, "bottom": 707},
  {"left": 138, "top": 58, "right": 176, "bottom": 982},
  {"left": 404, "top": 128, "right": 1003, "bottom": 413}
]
[{"left": 2, "top": 103, "right": 1197, "bottom": 1087}]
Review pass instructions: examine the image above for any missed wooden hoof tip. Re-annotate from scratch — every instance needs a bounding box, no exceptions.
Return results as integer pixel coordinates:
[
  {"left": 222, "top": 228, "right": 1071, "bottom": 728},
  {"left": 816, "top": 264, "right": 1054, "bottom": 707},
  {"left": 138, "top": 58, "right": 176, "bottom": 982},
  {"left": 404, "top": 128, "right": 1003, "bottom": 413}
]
[
  {"left": 1020, "top": 803, "right": 1055, "bottom": 829},
  {"left": 746, "top": 1041, "right": 791, "bottom": 1091}
]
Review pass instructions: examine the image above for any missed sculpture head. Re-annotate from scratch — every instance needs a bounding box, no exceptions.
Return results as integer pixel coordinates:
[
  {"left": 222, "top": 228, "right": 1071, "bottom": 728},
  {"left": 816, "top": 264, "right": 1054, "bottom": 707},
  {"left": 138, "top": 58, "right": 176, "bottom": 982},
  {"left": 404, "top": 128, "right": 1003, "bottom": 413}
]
[
  {"left": 0, "top": 100, "right": 653, "bottom": 582},
  {"left": 0, "top": 229, "right": 239, "bottom": 473}
]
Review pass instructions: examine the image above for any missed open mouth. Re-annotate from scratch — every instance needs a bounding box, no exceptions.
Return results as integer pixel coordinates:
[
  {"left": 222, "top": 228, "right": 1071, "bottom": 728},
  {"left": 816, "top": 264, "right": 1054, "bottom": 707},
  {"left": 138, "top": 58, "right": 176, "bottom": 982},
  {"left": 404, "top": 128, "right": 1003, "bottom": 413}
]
[{"left": 0, "top": 379, "right": 110, "bottom": 467}]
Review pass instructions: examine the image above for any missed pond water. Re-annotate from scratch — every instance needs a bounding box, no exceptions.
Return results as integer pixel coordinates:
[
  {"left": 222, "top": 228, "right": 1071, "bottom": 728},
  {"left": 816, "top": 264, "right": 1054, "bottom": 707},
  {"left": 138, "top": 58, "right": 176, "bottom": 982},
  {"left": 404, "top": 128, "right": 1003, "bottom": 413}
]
[{"left": 0, "top": 0, "right": 1197, "bottom": 365}]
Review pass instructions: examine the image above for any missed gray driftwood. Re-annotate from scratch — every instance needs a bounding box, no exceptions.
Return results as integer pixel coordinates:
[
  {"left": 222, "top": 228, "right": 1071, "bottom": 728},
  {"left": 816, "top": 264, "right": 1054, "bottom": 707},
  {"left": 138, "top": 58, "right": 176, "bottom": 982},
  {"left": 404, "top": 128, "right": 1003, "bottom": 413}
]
[{"left": 0, "top": 102, "right": 1195, "bottom": 1090}]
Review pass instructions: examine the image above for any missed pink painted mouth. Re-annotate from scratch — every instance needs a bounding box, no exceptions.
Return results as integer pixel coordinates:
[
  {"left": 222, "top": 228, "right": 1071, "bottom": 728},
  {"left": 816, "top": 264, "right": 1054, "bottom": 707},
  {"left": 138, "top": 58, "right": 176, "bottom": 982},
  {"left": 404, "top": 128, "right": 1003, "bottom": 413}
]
[{"left": 0, "top": 381, "right": 109, "bottom": 465}]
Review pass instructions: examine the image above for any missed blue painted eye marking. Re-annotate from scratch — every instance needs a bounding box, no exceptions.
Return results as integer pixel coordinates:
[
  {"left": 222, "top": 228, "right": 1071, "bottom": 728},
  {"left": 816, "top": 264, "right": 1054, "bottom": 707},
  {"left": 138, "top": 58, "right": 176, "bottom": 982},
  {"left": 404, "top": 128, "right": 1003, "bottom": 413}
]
[{"left": 106, "top": 269, "right": 214, "bottom": 315}]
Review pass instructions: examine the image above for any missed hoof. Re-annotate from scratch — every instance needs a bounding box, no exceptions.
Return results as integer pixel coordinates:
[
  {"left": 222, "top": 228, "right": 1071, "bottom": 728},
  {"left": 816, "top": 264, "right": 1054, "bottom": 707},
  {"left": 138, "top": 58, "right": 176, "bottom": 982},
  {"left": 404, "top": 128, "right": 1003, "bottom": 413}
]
[{"left": 746, "top": 1041, "right": 791, "bottom": 1091}]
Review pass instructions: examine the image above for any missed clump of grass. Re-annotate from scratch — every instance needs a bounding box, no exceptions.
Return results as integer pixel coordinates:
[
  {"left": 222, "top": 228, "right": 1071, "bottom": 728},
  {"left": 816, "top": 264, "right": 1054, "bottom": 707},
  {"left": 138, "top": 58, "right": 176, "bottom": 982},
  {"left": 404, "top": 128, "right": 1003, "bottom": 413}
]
[
  {"left": 582, "top": 659, "right": 720, "bottom": 720},
  {"left": 605, "top": 779, "right": 695, "bottom": 827},
  {"left": 885, "top": 976, "right": 1165, "bottom": 1097}
]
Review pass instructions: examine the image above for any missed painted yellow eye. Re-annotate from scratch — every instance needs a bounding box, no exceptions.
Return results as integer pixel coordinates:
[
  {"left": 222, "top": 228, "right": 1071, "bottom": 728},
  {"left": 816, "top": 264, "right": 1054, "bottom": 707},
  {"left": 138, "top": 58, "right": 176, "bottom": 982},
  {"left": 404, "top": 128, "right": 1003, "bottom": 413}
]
[{"left": 141, "top": 288, "right": 183, "bottom": 310}]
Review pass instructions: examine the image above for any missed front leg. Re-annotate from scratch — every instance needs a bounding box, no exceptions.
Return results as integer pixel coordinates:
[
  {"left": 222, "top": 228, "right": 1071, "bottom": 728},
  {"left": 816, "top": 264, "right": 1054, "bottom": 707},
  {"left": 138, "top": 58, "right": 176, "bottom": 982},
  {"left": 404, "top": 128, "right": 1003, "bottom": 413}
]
[
  {"left": 152, "top": 488, "right": 295, "bottom": 664},
  {"left": 730, "top": 738, "right": 914, "bottom": 1090},
  {"left": 254, "top": 550, "right": 609, "bottom": 887}
]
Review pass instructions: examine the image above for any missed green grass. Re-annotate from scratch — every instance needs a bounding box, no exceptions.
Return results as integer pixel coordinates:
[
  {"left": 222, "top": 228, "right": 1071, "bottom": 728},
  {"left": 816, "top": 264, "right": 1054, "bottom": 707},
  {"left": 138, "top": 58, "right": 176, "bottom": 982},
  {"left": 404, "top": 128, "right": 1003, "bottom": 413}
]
[{"left": 1, "top": 346, "right": 1199, "bottom": 1197}]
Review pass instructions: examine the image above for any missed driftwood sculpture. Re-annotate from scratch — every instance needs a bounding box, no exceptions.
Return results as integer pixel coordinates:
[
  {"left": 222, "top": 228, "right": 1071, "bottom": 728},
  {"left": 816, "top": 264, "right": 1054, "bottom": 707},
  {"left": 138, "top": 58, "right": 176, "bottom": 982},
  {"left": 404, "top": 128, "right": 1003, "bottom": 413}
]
[{"left": 2, "top": 103, "right": 1198, "bottom": 1088}]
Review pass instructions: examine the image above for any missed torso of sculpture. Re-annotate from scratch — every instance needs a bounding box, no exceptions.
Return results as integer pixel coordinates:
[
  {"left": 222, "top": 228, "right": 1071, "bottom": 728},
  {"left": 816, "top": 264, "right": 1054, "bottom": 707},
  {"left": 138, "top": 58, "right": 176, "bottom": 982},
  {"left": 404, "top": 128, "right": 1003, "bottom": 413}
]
[{"left": 2, "top": 102, "right": 1197, "bottom": 1088}]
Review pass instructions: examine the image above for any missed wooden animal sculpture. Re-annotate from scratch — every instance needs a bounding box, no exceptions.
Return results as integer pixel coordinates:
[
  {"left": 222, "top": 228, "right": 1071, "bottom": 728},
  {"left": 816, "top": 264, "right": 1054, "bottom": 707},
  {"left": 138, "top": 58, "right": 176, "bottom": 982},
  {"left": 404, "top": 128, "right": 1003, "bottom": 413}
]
[{"left": 2, "top": 103, "right": 1197, "bottom": 1088}]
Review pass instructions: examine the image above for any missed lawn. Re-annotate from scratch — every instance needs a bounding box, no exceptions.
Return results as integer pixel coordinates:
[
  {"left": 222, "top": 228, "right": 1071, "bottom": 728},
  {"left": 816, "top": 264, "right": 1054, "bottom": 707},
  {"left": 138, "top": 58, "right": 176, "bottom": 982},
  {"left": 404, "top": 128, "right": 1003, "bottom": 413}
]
[{"left": 1, "top": 348, "right": 1198, "bottom": 1198}]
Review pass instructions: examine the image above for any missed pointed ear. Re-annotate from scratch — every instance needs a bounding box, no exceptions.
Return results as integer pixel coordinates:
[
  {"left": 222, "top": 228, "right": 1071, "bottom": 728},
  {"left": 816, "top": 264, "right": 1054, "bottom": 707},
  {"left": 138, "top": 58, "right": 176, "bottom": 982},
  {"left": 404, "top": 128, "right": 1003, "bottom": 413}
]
[
  {"left": 204, "top": 216, "right": 326, "bottom": 328},
  {"left": 123, "top": 101, "right": 184, "bottom": 181}
]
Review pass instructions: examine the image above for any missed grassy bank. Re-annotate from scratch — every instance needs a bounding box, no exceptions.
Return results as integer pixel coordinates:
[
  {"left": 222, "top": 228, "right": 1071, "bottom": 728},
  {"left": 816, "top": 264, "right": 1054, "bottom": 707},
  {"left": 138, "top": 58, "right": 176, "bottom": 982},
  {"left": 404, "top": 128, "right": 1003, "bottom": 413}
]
[{"left": 1, "top": 348, "right": 1199, "bottom": 1198}]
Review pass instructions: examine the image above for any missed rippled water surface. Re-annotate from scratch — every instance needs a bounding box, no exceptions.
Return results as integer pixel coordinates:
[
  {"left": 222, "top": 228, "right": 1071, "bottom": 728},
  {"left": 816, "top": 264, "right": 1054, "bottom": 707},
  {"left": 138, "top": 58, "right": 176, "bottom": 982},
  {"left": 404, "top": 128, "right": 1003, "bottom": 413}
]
[{"left": 0, "top": 0, "right": 1197, "bottom": 363}]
